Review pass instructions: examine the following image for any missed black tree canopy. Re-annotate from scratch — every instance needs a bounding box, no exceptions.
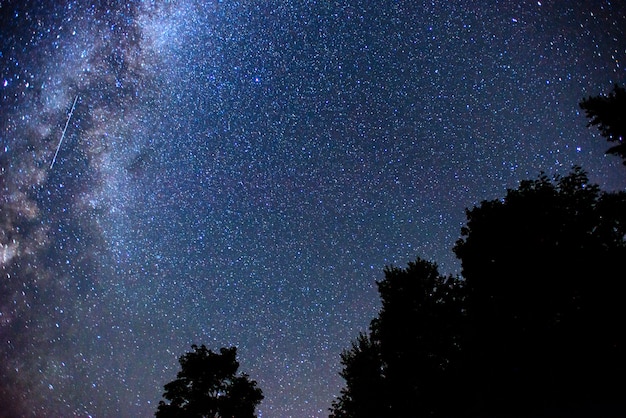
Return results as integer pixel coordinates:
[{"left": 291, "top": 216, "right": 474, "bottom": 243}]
[
  {"left": 156, "top": 345, "right": 263, "bottom": 418},
  {"left": 454, "top": 167, "right": 626, "bottom": 416},
  {"left": 330, "top": 258, "right": 466, "bottom": 418},
  {"left": 331, "top": 167, "right": 626, "bottom": 417}
]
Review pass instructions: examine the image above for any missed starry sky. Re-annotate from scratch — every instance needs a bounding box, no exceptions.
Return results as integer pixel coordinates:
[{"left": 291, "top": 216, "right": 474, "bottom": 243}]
[{"left": 1, "top": 1, "right": 625, "bottom": 417}]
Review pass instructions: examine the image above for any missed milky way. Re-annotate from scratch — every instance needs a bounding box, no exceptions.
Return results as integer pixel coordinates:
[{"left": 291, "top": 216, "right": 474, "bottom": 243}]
[{"left": 1, "top": 1, "right": 625, "bottom": 417}]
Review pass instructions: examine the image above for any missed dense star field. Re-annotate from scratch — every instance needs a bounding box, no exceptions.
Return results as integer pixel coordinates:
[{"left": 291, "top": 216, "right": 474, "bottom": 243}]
[{"left": 1, "top": 1, "right": 625, "bottom": 416}]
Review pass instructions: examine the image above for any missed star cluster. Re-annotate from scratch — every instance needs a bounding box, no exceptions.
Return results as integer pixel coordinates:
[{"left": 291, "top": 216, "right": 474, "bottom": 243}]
[{"left": 1, "top": 1, "right": 625, "bottom": 416}]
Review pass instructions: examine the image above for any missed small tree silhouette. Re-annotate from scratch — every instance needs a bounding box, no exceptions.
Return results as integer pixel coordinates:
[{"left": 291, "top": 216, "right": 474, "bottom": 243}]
[{"left": 156, "top": 345, "right": 263, "bottom": 418}]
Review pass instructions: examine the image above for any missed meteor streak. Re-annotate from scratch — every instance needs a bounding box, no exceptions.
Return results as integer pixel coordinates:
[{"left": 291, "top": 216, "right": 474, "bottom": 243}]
[{"left": 50, "top": 94, "right": 79, "bottom": 169}]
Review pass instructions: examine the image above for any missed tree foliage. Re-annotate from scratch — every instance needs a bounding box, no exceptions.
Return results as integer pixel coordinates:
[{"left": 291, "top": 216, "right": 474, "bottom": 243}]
[
  {"left": 156, "top": 345, "right": 263, "bottom": 418},
  {"left": 580, "top": 84, "right": 626, "bottom": 164},
  {"left": 332, "top": 167, "right": 626, "bottom": 417},
  {"left": 330, "top": 259, "right": 466, "bottom": 418},
  {"left": 454, "top": 167, "right": 626, "bottom": 415},
  {"left": 330, "top": 333, "right": 386, "bottom": 418}
]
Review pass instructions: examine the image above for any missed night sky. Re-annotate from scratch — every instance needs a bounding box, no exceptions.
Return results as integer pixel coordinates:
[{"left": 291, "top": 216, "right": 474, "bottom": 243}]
[{"left": 1, "top": 1, "right": 625, "bottom": 416}]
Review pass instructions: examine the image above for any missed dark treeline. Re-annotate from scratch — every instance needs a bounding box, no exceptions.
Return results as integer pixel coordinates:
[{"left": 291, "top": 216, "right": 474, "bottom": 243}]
[
  {"left": 330, "top": 86, "right": 626, "bottom": 417},
  {"left": 331, "top": 169, "right": 626, "bottom": 418}
]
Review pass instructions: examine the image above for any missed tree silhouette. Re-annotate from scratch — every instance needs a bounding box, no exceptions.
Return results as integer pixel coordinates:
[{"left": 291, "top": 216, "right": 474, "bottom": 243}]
[
  {"left": 580, "top": 84, "right": 626, "bottom": 164},
  {"left": 329, "top": 333, "right": 386, "bottom": 418},
  {"left": 156, "top": 345, "right": 263, "bottom": 418},
  {"left": 454, "top": 167, "right": 626, "bottom": 416},
  {"left": 331, "top": 167, "right": 626, "bottom": 417},
  {"left": 330, "top": 258, "right": 466, "bottom": 418}
]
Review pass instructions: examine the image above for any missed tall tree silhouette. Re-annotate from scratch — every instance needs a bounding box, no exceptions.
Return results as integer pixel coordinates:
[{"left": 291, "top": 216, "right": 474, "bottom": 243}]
[
  {"left": 454, "top": 167, "right": 626, "bottom": 416},
  {"left": 156, "top": 345, "right": 263, "bottom": 418},
  {"left": 330, "top": 258, "right": 466, "bottom": 418},
  {"left": 580, "top": 84, "right": 626, "bottom": 164}
]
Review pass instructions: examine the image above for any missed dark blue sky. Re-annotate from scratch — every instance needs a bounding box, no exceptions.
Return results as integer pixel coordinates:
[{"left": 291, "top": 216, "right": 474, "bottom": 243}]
[{"left": 1, "top": 1, "right": 625, "bottom": 416}]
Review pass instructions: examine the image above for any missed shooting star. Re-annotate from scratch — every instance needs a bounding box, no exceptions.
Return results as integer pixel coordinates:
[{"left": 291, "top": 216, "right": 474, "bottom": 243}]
[{"left": 50, "top": 94, "right": 79, "bottom": 169}]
